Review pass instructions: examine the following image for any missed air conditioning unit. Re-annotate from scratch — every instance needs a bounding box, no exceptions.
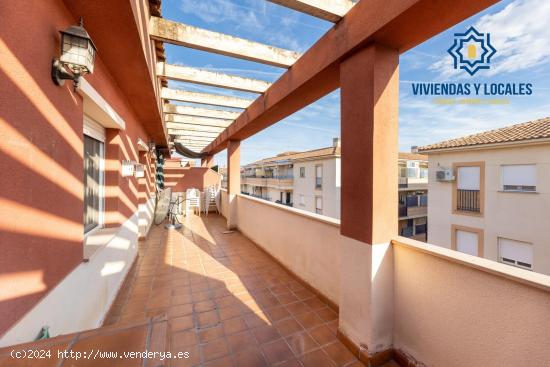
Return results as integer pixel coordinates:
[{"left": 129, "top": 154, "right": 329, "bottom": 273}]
[{"left": 436, "top": 169, "right": 455, "bottom": 182}]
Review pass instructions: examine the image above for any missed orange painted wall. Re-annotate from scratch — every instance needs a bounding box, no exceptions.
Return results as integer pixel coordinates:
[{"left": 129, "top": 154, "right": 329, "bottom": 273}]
[
  {"left": 164, "top": 160, "right": 222, "bottom": 192},
  {"left": 0, "top": 0, "right": 159, "bottom": 336}
]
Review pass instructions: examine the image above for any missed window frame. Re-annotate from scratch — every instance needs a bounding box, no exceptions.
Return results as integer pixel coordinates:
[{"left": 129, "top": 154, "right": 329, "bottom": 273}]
[
  {"left": 299, "top": 166, "right": 305, "bottom": 178},
  {"left": 500, "top": 164, "right": 537, "bottom": 193},
  {"left": 451, "top": 224, "right": 484, "bottom": 257},
  {"left": 315, "top": 164, "right": 323, "bottom": 189},
  {"left": 83, "top": 115, "right": 105, "bottom": 235},
  {"left": 315, "top": 196, "right": 323, "bottom": 215},
  {"left": 452, "top": 161, "right": 485, "bottom": 217},
  {"left": 498, "top": 237, "right": 533, "bottom": 271}
]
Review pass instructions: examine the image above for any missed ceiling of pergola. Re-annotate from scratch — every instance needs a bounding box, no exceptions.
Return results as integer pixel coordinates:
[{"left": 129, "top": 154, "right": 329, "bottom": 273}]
[{"left": 151, "top": 0, "right": 356, "bottom": 154}]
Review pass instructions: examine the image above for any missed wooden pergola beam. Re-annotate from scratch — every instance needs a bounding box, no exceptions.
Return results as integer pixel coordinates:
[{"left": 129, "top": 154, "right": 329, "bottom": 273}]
[
  {"left": 175, "top": 139, "right": 213, "bottom": 145},
  {"left": 157, "top": 63, "right": 271, "bottom": 93},
  {"left": 267, "top": 0, "right": 355, "bottom": 22},
  {"left": 166, "top": 123, "right": 224, "bottom": 133},
  {"left": 163, "top": 104, "right": 241, "bottom": 120},
  {"left": 164, "top": 114, "right": 232, "bottom": 128},
  {"left": 168, "top": 129, "right": 220, "bottom": 138},
  {"left": 204, "top": 0, "right": 498, "bottom": 154},
  {"left": 161, "top": 88, "right": 252, "bottom": 109},
  {"left": 150, "top": 17, "right": 301, "bottom": 68}
]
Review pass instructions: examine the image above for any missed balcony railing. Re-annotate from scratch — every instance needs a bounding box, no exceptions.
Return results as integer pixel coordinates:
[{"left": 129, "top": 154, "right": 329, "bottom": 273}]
[
  {"left": 456, "top": 189, "right": 480, "bottom": 213},
  {"left": 241, "top": 174, "right": 294, "bottom": 179},
  {"left": 399, "top": 195, "right": 428, "bottom": 218}
]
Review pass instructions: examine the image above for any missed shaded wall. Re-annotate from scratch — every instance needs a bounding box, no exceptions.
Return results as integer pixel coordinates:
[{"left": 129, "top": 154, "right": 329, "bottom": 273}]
[
  {"left": 236, "top": 194, "right": 341, "bottom": 305},
  {"left": 393, "top": 238, "right": 550, "bottom": 366},
  {"left": 164, "top": 161, "right": 222, "bottom": 193},
  {"left": 0, "top": 0, "right": 158, "bottom": 337}
]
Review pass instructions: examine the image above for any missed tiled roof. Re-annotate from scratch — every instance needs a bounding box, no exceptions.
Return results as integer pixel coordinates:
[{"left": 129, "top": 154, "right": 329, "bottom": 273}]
[
  {"left": 398, "top": 152, "right": 428, "bottom": 161},
  {"left": 247, "top": 146, "right": 341, "bottom": 166},
  {"left": 419, "top": 117, "right": 550, "bottom": 152},
  {"left": 247, "top": 149, "right": 426, "bottom": 167}
]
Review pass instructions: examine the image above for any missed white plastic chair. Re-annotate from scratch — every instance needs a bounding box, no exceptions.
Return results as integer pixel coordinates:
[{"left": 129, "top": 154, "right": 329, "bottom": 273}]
[
  {"left": 185, "top": 188, "right": 201, "bottom": 216},
  {"left": 203, "top": 186, "right": 218, "bottom": 216}
]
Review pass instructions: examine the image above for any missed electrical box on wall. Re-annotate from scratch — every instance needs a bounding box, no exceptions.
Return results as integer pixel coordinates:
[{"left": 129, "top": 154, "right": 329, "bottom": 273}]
[
  {"left": 121, "top": 160, "right": 136, "bottom": 177},
  {"left": 135, "top": 164, "right": 145, "bottom": 178}
]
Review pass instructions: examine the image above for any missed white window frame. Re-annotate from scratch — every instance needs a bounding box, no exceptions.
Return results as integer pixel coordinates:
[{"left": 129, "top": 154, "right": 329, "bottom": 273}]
[
  {"left": 455, "top": 230, "right": 479, "bottom": 256},
  {"left": 315, "top": 164, "right": 323, "bottom": 189},
  {"left": 84, "top": 115, "right": 105, "bottom": 235},
  {"left": 500, "top": 164, "right": 537, "bottom": 193},
  {"left": 498, "top": 237, "right": 533, "bottom": 271},
  {"left": 315, "top": 196, "right": 323, "bottom": 215},
  {"left": 299, "top": 166, "right": 305, "bottom": 178}
]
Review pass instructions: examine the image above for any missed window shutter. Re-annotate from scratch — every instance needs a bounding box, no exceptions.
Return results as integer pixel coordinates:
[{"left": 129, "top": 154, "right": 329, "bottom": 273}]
[
  {"left": 457, "top": 166, "right": 480, "bottom": 190},
  {"left": 456, "top": 230, "right": 478, "bottom": 256},
  {"left": 502, "top": 165, "right": 536, "bottom": 187},
  {"left": 499, "top": 238, "right": 533, "bottom": 267}
]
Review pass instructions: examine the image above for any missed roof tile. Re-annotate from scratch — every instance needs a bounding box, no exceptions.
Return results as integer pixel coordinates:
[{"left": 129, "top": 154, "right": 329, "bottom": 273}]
[{"left": 419, "top": 117, "right": 550, "bottom": 151}]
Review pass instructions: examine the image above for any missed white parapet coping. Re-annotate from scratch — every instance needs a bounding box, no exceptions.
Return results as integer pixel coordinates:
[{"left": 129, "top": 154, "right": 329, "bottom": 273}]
[
  {"left": 236, "top": 193, "right": 341, "bottom": 227},
  {"left": 392, "top": 235, "right": 550, "bottom": 292}
]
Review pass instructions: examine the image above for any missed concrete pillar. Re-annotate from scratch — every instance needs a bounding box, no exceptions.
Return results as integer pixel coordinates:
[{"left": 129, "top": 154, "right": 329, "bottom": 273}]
[
  {"left": 227, "top": 140, "right": 240, "bottom": 229},
  {"left": 201, "top": 154, "right": 214, "bottom": 168},
  {"left": 338, "top": 43, "right": 399, "bottom": 362}
]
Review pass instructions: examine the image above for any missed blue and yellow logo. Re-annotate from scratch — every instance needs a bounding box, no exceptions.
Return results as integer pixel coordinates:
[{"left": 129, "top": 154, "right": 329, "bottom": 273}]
[{"left": 448, "top": 26, "right": 496, "bottom": 76}]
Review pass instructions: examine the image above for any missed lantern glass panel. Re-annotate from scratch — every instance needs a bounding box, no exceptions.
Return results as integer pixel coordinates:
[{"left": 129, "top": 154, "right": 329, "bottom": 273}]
[{"left": 60, "top": 33, "right": 94, "bottom": 73}]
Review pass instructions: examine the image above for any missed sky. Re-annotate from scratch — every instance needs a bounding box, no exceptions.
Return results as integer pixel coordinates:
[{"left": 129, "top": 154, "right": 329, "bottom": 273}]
[{"left": 162, "top": 0, "right": 550, "bottom": 166}]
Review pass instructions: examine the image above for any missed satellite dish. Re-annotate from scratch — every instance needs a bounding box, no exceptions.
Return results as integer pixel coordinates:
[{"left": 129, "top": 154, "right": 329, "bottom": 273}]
[{"left": 154, "top": 187, "right": 172, "bottom": 225}]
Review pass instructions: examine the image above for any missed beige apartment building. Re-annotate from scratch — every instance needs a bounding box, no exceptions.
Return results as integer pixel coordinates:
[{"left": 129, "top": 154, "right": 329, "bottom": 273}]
[
  {"left": 420, "top": 117, "right": 550, "bottom": 275},
  {"left": 242, "top": 138, "right": 341, "bottom": 218},
  {"left": 242, "top": 140, "right": 429, "bottom": 236}
]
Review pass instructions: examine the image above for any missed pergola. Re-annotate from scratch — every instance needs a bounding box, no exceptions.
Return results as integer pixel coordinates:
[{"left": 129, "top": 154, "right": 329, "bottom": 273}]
[
  {"left": 151, "top": 0, "right": 497, "bottom": 160},
  {"left": 149, "top": 0, "right": 498, "bottom": 356},
  {"left": 151, "top": 1, "right": 357, "bottom": 153}
]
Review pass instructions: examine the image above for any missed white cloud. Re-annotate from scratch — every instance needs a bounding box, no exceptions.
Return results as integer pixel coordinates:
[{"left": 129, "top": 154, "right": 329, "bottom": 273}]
[
  {"left": 179, "top": 0, "right": 263, "bottom": 30},
  {"left": 430, "top": 0, "right": 550, "bottom": 78},
  {"left": 178, "top": 0, "right": 310, "bottom": 51},
  {"left": 477, "top": 0, "right": 550, "bottom": 75},
  {"left": 398, "top": 96, "right": 550, "bottom": 150}
]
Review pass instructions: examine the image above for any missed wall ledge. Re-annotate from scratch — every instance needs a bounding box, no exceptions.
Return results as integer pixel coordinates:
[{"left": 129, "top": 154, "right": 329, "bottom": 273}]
[
  {"left": 237, "top": 193, "right": 341, "bottom": 228},
  {"left": 392, "top": 236, "right": 550, "bottom": 293}
]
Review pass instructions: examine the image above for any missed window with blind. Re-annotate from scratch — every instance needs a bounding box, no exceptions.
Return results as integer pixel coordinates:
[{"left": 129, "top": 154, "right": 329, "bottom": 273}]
[
  {"left": 315, "top": 196, "right": 322, "bottom": 215},
  {"left": 315, "top": 165, "right": 323, "bottom": 189},
  {"left": 84, "top": 135, "right": 104, "bottom": 233},
  {"left": 501, "top": 164, "right": 537, "bottom": 192},
  {"left": 498, "top": 238, "right": 533, "bottom": 270},
  {"left": 455, "top": 230, "right": 479, "bottom": 256},
  {"left": 456, "top": 164, "right": 482, "bottom": 213}
]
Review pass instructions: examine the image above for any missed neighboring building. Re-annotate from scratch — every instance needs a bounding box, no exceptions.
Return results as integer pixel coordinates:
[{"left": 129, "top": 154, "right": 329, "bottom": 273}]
[
  {"left": 419, "top": 117, "right": 550, "bottom": 275},
  {"left": 242, "top": 138, "right": 341, "bottom": 218},
  {"left": 398, "top": 152, "right": 429, "bottom": 241},
  {"left": 242, "top": 140, "right": 429, "bottom": 233},
  {"left": 219, "top": 166, "right": 228, "bottom": 189}
]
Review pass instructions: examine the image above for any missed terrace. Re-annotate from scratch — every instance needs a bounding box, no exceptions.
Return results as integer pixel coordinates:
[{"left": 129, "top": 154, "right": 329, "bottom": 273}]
[{"left": 2, "top": 0, "right": 550, "bottom": 366}]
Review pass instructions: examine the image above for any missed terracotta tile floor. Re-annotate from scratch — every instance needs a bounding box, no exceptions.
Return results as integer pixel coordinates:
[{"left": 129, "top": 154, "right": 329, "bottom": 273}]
[{"left": 104, "top": 213, "right": 400, "bottom": 367}]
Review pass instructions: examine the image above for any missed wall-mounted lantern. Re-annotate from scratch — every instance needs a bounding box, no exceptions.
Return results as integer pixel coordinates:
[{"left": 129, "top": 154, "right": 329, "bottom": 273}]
[{"left": 52, "top": 17, "right": 97, "bottom": 91}]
